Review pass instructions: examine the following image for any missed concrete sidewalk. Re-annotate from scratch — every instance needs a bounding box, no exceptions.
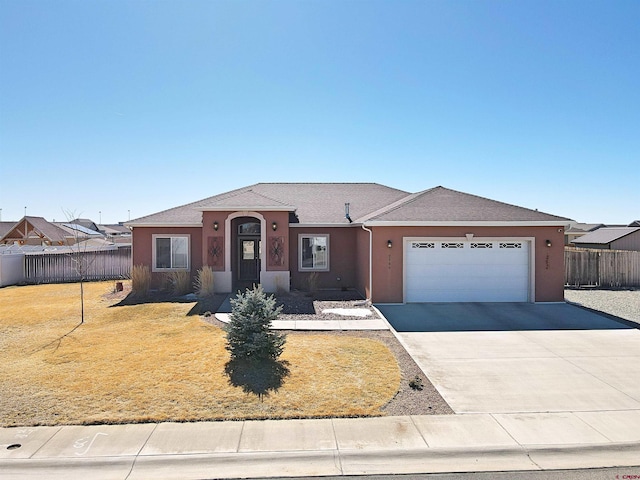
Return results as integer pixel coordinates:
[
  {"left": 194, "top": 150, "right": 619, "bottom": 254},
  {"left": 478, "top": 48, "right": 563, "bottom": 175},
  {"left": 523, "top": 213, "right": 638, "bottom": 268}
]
[
  {"left": 215, "top": 311, "right": 389, "bottom": 330},
  {"left": 2, "top": 412, "right": 640, "bottom": 479}
]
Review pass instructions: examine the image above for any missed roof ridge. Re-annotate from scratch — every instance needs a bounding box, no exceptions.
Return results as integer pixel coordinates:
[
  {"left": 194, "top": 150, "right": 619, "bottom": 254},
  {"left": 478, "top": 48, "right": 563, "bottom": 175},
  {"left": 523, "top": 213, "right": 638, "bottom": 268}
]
[
  {"left": 221, "top": 188, "right": 296, "bottom": 207},
  {"left": 128, "top": 184, "right": 261, "bottom": 223},
  {"left": 436, "top": 186, "right": 572, "bottom": 220},
  {"left": 356, "top": 186, "right": 448, "bottom": 222}
]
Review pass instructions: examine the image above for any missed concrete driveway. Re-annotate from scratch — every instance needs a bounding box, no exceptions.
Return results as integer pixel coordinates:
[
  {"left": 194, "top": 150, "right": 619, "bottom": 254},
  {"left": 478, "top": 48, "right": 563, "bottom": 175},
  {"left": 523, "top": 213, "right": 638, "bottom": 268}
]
[{"left": 376, "top": 303, "right": 640, "bottom": 414}]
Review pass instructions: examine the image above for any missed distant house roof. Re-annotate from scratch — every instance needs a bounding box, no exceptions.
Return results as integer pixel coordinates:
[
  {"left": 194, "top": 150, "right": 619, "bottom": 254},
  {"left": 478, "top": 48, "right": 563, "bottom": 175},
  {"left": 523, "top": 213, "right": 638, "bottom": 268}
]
[
  {"left": 572, "top": 227, "right": 640, "bottom": 245},
  {"left": 58, "top": 223, "right": 104, "bottom": 237},
  {"left": 0, "top": 222, "right": 15, "bottom": 238},
  {"left": 127, "top": 183, "right": 573, "bottom": 227},
  {"left": 0, "top": 217, "right": 68, "bottom": 245},
  {"left": 566, "top": 223, "right": 605, "bottom": 234},
  {"left": 99, "top": 224, "right": 131, "bottom": 235},
  {"left": 69, "top": 218, "right": 100, "bottom": 232},
  {"left": 629, "top": 220, "right": 640, "bottom": 227}
]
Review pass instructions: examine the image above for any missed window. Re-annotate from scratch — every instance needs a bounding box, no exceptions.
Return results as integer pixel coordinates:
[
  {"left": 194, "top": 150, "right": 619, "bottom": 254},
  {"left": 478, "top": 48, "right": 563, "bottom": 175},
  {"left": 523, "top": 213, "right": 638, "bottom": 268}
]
[
  {"left": 412, "top": 242, "right": 435, "bottom": 249},
  {"left": 299, "top": 234, "right": 329, "bottom": 271},
  {"left": 153, "top": 235, "right": 190, "bottom": 271}
]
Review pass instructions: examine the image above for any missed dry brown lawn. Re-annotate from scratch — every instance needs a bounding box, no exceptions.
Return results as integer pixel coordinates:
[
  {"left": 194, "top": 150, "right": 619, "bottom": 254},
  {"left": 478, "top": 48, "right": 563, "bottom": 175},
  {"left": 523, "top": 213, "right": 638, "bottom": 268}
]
[{"left": 0, "top": 281, "right": 400, "bottom": 427}]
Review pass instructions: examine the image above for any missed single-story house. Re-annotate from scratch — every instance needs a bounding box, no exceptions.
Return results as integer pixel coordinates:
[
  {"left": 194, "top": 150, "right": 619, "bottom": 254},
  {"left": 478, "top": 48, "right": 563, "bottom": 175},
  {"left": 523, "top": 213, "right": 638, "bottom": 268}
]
[
  {"left": 126, "top": 183, "right": 572, "bottom": 303},
  {"left": 564, "top": 223, "right": 605, "bottom": 245},
  {"left": 0, "top": 216, "right": 107, "bottom": 247},
  {"left": 571, "top": 227, "right": 640, "bottom": 251}
]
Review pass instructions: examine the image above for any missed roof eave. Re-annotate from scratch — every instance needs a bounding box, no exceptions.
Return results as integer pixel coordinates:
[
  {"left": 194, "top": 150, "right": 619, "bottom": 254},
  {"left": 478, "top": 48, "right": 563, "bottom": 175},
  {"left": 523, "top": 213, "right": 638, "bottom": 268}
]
[
  {"left": 196, "top": 206, "right": 296, "bottom": 212},
  {"left": 289, "top": 223, "right": 352, "bottom": 228},
  {"left": 124, "top": 223, "right": 202, "bottom": 228},
  {"left": 361, "top": 220, "right": 574, "bottom": 227}
]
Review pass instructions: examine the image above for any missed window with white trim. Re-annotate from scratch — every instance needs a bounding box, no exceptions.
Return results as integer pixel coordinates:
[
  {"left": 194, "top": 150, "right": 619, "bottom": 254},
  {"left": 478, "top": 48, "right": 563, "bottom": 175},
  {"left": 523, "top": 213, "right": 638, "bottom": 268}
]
[
  {"left": 153, "top": 235, "right": 190, "bottom": 271},
  {"left": 299, "top": 234, "right": 329, "bottom": 271}
]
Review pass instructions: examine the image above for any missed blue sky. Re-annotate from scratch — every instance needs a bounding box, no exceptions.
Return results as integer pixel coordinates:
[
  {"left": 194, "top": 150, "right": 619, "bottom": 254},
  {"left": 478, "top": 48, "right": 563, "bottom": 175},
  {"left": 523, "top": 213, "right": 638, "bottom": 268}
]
[{"left": 1, "top": 0, "right": 638, "bottom": 225}]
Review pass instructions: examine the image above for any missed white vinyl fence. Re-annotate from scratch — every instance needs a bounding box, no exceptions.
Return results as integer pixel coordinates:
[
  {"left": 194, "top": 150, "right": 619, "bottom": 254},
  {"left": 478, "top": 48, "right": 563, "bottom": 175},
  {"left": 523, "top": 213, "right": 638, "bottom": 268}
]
[
  {"left": 0, "top": 253, "right": 25, "bottom": 287},
  {"left": 565, "top": 247, "right": 640, "bottom": 288}
]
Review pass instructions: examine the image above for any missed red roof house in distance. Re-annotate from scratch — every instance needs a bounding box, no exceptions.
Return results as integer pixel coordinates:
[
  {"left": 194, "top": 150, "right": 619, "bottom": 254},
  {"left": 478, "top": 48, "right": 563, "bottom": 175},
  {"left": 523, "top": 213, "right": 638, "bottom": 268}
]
[{"left": 126, "top": 183, "right": 572, "bottom": 303}]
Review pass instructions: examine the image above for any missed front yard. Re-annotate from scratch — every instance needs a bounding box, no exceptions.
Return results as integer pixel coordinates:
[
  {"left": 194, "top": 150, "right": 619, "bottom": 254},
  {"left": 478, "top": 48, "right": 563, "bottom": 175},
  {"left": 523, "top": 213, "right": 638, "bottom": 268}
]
[{"left": 0, "top": 281, "right": 401, "bottom": 427}]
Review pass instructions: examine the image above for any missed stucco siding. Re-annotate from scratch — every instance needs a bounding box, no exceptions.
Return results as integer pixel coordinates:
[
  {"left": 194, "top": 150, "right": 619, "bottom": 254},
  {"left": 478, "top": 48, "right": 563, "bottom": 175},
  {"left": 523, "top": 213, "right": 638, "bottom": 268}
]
[
  {"left": 289, "top": 227, "right": 358, "bottom": 291},
  {"left": 369, "top": 225, "right": 565, "bottom": 303},
  {"left": 131, "top": 226, "right": 203, "bottom": 288}
]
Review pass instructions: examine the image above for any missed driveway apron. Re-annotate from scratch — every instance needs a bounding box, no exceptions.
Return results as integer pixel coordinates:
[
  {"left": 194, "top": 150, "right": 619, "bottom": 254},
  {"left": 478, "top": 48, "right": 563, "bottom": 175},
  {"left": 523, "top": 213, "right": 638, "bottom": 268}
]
[{"left": 376, "top": 303, "right": 640, "bottom": 414}]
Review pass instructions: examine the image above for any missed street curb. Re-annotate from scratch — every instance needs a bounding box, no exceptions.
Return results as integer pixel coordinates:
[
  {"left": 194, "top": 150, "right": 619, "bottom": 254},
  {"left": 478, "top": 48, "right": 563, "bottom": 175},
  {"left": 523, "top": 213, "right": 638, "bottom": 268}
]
[{"left": 3, "top": 442, "right": 640, "bottom": 480}]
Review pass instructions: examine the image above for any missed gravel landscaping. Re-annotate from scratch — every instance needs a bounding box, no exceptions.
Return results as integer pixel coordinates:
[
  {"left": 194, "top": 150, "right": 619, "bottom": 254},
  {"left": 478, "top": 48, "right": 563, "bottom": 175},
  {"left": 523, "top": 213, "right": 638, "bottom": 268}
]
[{"left": 565, "top": 288, "right": 640, "bottom": 325}]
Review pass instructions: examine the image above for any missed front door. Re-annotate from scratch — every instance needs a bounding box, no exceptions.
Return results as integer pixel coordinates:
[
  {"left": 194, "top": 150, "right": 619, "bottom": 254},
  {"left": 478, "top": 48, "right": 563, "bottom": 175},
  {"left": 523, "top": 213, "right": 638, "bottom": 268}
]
[{"left": 239, "top": 237, "right": 260, "bottom": 285}]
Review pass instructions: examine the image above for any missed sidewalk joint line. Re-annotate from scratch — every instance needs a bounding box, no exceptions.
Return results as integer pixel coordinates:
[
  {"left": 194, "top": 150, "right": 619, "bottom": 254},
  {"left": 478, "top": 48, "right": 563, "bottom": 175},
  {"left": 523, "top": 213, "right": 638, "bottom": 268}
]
[
  {"left": 329, "top": 418, "right": 344, "bottom": 475},
  {"left": 29, "top": 425, "right": 63, "bottom": 459}
]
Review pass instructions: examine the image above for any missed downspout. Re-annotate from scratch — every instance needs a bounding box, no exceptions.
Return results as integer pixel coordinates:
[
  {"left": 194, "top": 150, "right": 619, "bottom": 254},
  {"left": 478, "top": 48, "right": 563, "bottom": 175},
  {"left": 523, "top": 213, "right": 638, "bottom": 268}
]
[{"left": 361, "top": 224, "right": 373, "bottom": 304}]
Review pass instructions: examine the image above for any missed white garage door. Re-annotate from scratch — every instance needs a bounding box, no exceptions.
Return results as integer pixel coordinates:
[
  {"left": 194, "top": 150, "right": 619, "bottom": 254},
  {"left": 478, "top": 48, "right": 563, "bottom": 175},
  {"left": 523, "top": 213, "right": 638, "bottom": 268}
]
[{"left": 405, "top": 240, "right": 530, "bottom": 302}]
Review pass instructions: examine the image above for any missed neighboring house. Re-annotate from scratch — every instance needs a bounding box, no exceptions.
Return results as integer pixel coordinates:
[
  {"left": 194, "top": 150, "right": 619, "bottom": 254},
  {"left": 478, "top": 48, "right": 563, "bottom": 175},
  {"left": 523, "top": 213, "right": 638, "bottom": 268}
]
[
  {"left": 0, "top": 222, "right": 16, "bottom": 239},
  {"left": 564, "top": 223, "right": 605, "bottom": 245},
  {"left": 0, "top": 216, "right": 69, "bottom": 246},
  {"left": 571, "top": 227, "right": 640, "bottom": 251},
  {"left": 0, "top": 216, "right": 106, "bottom": 246},
  {"left": 68, "top": 218, "right": 101, "bottom": 232},
  {"left": 99, "top": 223, "right": 132, "bottom": 244},
  {"left": 629, "top": 220, "right": 640, "bottom": 227},
  {"left": 127, "top": 183, "right": 572, "bottom": 303}
]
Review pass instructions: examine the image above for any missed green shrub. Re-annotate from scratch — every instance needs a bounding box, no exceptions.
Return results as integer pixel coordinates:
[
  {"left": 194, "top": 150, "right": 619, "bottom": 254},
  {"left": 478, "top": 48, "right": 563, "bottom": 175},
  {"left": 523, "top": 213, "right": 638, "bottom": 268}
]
[{"left": 225, "top": 285, "right": 286, "bottom": 362}]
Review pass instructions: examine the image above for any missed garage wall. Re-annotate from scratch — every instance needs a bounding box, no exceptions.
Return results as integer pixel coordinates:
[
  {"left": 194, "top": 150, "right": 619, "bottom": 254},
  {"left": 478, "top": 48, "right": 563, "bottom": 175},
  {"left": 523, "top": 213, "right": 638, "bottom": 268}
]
[{"left": 370, "top": 225, "right": 565, "bottom": 303}]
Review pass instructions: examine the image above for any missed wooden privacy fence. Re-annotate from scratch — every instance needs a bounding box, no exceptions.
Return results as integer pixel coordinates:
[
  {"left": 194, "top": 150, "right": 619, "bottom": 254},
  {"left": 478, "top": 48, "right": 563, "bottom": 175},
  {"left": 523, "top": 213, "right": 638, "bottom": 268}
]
[
  {"left": 565, "top": 247, "right": 640, "bottom": 287},
  {"left": 24, "top": 247, "right": 131, "bottom": 284}
]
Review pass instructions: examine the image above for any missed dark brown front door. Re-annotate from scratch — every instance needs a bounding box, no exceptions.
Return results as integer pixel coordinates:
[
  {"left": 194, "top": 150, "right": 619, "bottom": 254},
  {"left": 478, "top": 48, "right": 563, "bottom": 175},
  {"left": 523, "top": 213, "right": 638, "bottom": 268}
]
[{"left": 238, "top": 237, "right": 260, "bottom": 286}]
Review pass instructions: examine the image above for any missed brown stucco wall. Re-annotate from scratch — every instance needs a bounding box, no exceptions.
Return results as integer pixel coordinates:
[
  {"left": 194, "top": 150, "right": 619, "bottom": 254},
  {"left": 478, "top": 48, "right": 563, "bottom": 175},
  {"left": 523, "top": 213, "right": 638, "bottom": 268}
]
[
  {"left": 201, "top": 210, "right": 291, "bottom": 273},
  {"left": 263, "top": 211, "right": 291, "bottom": 272},
  {"left": 131, "top": 226, "right": 203, "bottom": 289},
  {"left": 289, "top": 227, "right": 358, "bottom": 291},
  {"left": 367, "top": 225, "right": 566, "bottom": 303},
  {"left": 355, "top": 226, "right": 371, "bottom": 299}
]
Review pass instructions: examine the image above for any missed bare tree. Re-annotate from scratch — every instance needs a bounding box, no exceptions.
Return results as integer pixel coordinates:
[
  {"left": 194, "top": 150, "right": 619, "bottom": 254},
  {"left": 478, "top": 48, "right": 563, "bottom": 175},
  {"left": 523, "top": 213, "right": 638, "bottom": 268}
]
[{"left": 63, "top": 210, "right": 98, "bottom": 325}]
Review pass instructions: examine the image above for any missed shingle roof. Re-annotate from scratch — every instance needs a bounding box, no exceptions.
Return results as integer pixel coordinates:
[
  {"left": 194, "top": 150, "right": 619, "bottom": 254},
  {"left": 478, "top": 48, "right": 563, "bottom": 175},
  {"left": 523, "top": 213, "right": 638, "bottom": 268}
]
[
  {"left": 128, "top": 183, "right": 409, "bottom": 225},
  {"left": 127, "top": 183, "right": 572, "bottom": 227},
  {"left": 566, "top": 223, "right": 605, "bottom": 233},
  {"left": 572, "top": 227, "right": 640, "bottom": 245},
  {"left": 358, "top": 186, "right": 571, "bottom": 223},
  {"left": 0, "top": 222, "right": 15, "bottom": 238},
  {"left": 0, "top": 217, "right": 69, "bottom": 244}
]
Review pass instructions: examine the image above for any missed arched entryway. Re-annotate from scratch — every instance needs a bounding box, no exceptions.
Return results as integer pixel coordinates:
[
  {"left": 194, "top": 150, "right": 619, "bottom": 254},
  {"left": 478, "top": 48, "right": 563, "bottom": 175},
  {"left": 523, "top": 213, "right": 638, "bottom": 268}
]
[{"left": 233, "top": 217, "right": 261, "bottom": 291}]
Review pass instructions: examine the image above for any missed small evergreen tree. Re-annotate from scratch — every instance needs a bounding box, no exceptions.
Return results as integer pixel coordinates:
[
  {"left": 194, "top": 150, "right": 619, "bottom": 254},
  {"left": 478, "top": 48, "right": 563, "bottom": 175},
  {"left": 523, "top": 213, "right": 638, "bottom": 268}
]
[{"left": 225, "top": 285, "right": 286, "bottom": 362}]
